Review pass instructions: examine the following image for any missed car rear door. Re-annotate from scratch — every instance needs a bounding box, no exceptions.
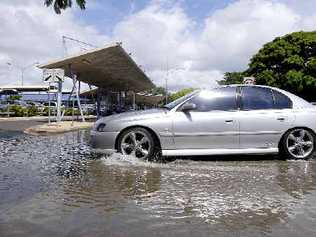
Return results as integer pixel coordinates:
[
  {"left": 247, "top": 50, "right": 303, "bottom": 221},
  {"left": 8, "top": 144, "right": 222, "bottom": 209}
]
[
  {"left": 238, "top": 86, "right": 295, "bottom": 149},
  {"left": 172, "top": 87, "right": 239, "bottom": 150}
]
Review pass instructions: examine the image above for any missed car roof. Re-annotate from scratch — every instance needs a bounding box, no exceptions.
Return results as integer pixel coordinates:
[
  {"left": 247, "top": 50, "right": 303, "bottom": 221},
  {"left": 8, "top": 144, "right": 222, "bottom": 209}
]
[
  {"left": 201, "top": 84, "right": 313, "bottom": 109},
  {"left": 216, "top": 84, "right": 275, "bottom": 89}
]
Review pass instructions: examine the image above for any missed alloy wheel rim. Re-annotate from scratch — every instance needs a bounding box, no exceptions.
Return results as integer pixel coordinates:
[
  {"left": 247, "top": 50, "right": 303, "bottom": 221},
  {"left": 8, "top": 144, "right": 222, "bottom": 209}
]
[
  {"left": 121, "top": 131, "right": 151, "bottom": 159},
  {"left": 286, "top": 129, "right": 314, "bottom": 159}
]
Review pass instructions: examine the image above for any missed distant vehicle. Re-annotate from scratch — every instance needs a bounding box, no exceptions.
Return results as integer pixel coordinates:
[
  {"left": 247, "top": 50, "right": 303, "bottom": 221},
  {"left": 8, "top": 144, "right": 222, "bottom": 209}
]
[
  {"left": 91, "top": 85, "right": 316, "bottom": 160},
  {"left": 27, "top": 101, "right": 42, "bottom": 107},
  {"left": 42, "top": 102, "right": 58, "bottom": 114},
  {"left": 26, "top": 101, "right": 45, "bottom": 112},
  {"left": 43, "top": 102, "right": 57, "bottom": 107},
  {"left": 81, "top": 103, "right": 96, "bottom": 114},
  {"left": 9, "top": 100, "right": 28, "bottom": 108},
  {"left": 0, "top": 101, "right": 8, "bottom": 111},
  {"left": 43, "top": 102, "right": 66, "bottom": 114}
]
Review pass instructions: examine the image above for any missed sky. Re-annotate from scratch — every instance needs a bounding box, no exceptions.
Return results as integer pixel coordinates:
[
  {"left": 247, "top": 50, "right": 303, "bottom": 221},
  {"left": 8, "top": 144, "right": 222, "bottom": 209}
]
[{"left": 0, "top": 0, "right": 316, "bottom": 91}]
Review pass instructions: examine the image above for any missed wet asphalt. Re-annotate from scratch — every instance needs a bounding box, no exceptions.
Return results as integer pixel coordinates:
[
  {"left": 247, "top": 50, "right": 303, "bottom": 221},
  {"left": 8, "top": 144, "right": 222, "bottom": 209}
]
[{"left": 0, "top": 129, "right": 316, "bottom": 237}]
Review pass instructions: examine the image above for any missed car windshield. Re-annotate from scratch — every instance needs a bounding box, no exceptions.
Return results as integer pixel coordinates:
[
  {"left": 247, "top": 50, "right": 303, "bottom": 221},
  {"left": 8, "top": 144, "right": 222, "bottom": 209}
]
[{"left": 163, "top": 90, "right": 198, "bottom": 110}]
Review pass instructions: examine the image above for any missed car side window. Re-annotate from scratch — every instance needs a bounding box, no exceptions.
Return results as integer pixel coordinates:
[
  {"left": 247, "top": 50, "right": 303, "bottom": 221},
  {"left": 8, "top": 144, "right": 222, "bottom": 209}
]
[
  {"left": 189, "top": 87, "right": 237, "bottom": 112},
  {"left": 272, "top": 89, "right": 292, "bottom": 109},
  {"left": 241, "top": 87, "right": 274, "bottom": 110}
]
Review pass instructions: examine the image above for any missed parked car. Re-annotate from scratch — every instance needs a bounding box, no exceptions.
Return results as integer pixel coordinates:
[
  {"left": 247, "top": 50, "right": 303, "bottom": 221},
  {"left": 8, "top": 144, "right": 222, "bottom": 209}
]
[
  {"left": 91, "top": 85, "right": 316, "bottom": 160},
  {"left": 8, "top": 100, "right": 28, "bottom": 108},
  {"left": 26, "top": 101, "right": 45, "bottom": 112},
  {"left": 0, "top": 101, "right": 8, "bottom": 111},
  {"left": 81, "top": 103, "right": 96, "bottom": 114},
  {"left": 43, "top": 101, "right": 62, "bottom": 109},
  {"left": 42, "top": 101, "right": 58, "bottom": 114},
  {"left": 43, "top": 101, "right": 57, "bottom": 107}
]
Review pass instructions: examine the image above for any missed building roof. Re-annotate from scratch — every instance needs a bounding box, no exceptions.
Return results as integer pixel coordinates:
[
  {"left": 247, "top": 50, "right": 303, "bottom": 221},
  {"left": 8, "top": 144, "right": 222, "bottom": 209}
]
[
  {"left": 0, "top": 85, "right": 53, "bottom": 92},
  {"left": 39, "top": 43, "right": 154, "bottom": 92}
]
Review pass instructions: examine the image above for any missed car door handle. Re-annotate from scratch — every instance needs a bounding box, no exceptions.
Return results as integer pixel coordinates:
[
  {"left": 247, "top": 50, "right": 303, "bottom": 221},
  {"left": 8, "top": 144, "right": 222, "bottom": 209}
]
[
  {"left": 225, "top": 119, "right": 234, "bottom": 123},
  {"left": 277, "top": 117, "right": 285, "bottom": 121}
]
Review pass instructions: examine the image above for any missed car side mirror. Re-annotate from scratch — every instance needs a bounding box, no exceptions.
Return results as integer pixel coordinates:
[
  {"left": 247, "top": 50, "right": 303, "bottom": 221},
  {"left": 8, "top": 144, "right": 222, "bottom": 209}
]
[{"left": 181, "top": 103, "right": 197, "bottom": 111}]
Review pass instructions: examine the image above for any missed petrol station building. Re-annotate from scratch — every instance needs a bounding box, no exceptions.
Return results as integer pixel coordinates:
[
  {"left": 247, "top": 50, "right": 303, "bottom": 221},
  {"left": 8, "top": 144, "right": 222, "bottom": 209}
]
[{"left": 39, "top": 43, "right": 158, "bottom": 120}]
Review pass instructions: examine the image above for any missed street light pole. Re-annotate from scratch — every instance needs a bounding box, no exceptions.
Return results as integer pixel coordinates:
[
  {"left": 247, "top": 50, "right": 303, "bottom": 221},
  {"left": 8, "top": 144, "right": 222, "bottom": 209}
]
[
  {"left": 21, "top": 68, "right": 25, "bottom": 86},
  {"left": 7, "top": 61, "right": 39, "bottom": 86},
  {"left": 165, "top": 70, "right": 169, "bottom": 104},
  {"left": 165, "top": 67, "right": 185, "bottom": 104}
]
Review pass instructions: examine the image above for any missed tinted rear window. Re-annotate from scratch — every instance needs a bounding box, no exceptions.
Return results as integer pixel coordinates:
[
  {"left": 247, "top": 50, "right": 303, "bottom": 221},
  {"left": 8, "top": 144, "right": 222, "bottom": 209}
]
[
  {"left": 272, "top": 90, "right": 292, "bottom": 109},
  {"left": 241, "top": 87, "right": 274, "bottom": 110}
]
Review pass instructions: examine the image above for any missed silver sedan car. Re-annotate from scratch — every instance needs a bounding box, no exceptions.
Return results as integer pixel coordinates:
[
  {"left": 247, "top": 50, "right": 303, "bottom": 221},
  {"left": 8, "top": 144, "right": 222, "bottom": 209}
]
[{"left": 91, "top": 85, "right": 316, "bottom": 160}]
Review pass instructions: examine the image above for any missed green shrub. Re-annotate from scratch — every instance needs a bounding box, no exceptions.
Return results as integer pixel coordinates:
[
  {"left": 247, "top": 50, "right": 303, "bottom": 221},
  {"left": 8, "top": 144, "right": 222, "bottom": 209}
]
[
  {"left": 27, "top": 106, "right": 38, "bottom": 117},
  {"left": 42, "top": 107, "right": 57, "bottom": 116},
  {"left": 63, "top": 108, "right": 80, "bottom": 116},
  {"left": 8, "top": 105, "right": 26, "bottom": 117}
]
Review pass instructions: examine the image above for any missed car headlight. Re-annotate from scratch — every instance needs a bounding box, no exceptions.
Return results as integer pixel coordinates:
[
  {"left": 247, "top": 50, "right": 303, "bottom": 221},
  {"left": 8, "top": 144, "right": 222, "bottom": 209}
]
[{"left": 96, "top": 123, "right": 106, "bottom": 132}]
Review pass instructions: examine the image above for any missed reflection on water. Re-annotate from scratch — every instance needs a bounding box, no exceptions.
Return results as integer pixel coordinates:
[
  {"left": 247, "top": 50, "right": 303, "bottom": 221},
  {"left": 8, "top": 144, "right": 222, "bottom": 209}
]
[{"left": 1, "top": 130, "right": 316, "bottom": 236}]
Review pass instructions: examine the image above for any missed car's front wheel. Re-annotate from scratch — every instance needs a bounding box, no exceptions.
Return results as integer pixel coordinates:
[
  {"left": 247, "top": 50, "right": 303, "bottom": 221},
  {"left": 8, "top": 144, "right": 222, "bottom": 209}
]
[
  {"left": 118, "top": 127, "right": 156, "bottom": 160},
  {"left": 280, "top": 128, "right": 315, "bottom": 159}
]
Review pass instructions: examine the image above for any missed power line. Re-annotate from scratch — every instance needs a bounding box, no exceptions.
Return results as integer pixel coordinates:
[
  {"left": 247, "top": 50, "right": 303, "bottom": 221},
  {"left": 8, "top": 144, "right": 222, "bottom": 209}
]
[{"left": 62, "top": 35, "right": 98, "bottom": 56}]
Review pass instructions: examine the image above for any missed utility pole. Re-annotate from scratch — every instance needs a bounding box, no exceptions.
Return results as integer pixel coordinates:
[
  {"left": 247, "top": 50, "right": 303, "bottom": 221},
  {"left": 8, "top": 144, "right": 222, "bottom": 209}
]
[{"left": 62, "top": 35, "right": 97, "bottom": 57}]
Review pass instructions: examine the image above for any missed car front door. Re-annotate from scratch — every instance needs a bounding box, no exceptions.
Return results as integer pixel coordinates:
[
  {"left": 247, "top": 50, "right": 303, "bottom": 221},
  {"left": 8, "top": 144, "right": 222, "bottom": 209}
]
[
  {"left": 238, "top": 86, "right": 295, "bottom": 149},
  {"left": 172, "top": 87, "right": 239, "bottom": 150}
]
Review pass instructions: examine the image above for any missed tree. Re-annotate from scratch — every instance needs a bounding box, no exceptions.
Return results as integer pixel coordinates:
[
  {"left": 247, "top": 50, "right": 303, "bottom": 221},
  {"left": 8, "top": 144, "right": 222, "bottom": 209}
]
[
  {"left": 8, "top": 95, "right": 22, "bottom": 101},
  {"left": 222, "top": 31, "right": 316, "bottom": 101},
  {"left": 169, "top": 88, "right": 194, "bottom": 102},
  {"left": 44, "top": 0, "right": 86, "bottom": 14},
  {"left": 217, "top": 72, "right": 245, "bottom": 85},
  {"left": 247, "top": 31, "right": 316, "bottom": 101},
  {"left": 151, "top": 87, "right": 166, "bottom": 96}
]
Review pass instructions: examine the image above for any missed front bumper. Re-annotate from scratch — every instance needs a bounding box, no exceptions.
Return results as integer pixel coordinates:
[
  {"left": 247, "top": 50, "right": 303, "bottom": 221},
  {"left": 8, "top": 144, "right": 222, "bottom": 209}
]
[{"left": 90, "top": 130, "right": 120, "bottom": 154}]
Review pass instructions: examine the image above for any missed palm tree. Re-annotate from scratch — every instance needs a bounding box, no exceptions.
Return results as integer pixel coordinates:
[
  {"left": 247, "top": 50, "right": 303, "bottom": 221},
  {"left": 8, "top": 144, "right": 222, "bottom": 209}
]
[{"left": 44, "top": 0, "right": 86, "bottom": 14}]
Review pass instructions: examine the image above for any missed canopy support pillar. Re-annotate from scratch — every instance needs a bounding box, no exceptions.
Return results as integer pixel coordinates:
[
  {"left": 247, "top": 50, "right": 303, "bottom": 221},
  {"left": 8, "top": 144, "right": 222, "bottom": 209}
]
[
  {"left": 69, "top": 64, "right": 85, "bottom": 122},
  {"left": 56, "top": 79, "right": 62, "bottom": 123},
  {"left": 96, "top": 88, "right": 101, "bottom": 119},
  {"left": 132, "top": 91, "right": 136, "bottom": 110}
]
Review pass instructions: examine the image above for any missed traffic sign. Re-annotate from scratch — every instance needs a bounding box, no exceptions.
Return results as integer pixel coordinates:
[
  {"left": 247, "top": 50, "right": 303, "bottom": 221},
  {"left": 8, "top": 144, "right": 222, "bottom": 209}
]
[{"left": 43, "top": 68, "right": 64, "bottom": 82}]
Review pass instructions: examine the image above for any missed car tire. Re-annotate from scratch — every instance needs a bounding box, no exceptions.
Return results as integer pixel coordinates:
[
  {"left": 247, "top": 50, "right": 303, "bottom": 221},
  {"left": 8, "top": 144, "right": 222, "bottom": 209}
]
[
  {"left": 118, "top": 127, "right": 159, "bottom": 160},
  {"left": 280, "top": 128, "right": 315, "bottom": 160}
]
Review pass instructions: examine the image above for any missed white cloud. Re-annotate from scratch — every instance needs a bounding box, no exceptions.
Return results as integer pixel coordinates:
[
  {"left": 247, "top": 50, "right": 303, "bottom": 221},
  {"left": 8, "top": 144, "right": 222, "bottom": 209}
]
[
  {"left": 1, "top": 0, "right": 316, "bottom": 91},
  {"left": 197, "top": 0, "right": 301, "bottom": 71},
  {"left": 112, "top": 0, "right": 316, "bottom": 90},
  {"left": 149, "top": 68, "right": 222, "bottom": 91},
  {"left": 113, "top": 3, "right": 196, "bottom": 70},
  {"left": 0, "top": 0, "right": 108, "bottom": 88}
]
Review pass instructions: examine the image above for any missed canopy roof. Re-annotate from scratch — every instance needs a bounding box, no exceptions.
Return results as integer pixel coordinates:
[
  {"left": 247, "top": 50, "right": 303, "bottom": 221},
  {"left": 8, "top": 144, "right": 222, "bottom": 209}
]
[{"left": 39, "top": 43, "right": 154, "bottom": 92}]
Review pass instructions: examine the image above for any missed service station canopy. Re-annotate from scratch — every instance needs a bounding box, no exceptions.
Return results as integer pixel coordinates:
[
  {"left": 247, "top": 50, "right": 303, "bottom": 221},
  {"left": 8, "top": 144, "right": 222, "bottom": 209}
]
[
  {"left": 80, "top": 88, "right": 164, "bottom": 105},
  {"left": 39, "top": 43, "right": 154, "bottom": 92}
]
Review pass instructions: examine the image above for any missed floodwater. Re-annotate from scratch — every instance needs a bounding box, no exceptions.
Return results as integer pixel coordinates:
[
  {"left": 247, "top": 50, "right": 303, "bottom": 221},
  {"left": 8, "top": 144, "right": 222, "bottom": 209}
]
[{"left": 1, "top": 130, "right": 316, "bottom": 237}]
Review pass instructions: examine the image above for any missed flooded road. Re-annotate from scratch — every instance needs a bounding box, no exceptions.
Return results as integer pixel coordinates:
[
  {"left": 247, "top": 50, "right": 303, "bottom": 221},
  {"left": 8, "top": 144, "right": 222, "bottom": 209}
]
[{"left": 1, "top": 130, "right": 316, "bottom": 237}]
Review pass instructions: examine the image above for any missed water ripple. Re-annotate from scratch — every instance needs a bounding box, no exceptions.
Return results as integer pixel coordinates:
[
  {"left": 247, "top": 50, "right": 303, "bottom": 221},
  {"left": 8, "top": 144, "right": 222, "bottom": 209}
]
[{"left": 1, "top": 130, "right": 316, "bottom": 236}]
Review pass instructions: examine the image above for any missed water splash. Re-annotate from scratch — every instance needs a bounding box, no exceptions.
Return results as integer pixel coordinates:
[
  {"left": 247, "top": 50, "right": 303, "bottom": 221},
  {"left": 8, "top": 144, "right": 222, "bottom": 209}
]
[{"left": 100, "top": 152, "right": 167, "bottom": 168}]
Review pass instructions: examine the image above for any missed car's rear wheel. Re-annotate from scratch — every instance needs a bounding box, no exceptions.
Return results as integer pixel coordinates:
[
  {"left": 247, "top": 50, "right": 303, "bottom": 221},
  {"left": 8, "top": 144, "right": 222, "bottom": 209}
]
[
  {"left": 280, "top": 128, "right": 315, "bottom": 159},
  {"left": 118, "top": 127, "right": 156, "bottom": 160}
]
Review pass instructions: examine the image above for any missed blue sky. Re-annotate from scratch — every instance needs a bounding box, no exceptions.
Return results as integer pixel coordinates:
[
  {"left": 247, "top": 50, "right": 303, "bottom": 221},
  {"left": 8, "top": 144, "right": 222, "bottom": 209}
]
[
  {"left": 0, "top": 0, "right": 316, "bottom": 90},
  {"left": 75, "top": 0, "right": 236, "bottom": 35}
]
